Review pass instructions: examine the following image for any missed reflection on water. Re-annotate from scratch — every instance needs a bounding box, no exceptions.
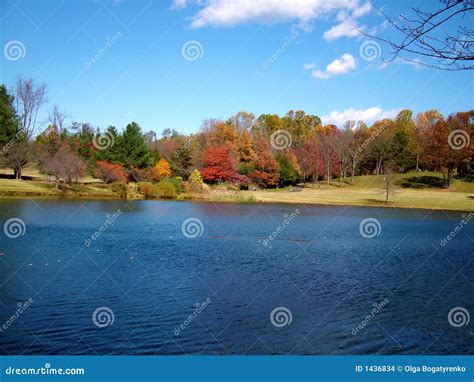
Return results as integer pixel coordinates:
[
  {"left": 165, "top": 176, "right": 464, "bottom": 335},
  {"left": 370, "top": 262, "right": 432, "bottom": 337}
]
[{"left": 0, "top": 199, "right": 472, "bottom": 355}]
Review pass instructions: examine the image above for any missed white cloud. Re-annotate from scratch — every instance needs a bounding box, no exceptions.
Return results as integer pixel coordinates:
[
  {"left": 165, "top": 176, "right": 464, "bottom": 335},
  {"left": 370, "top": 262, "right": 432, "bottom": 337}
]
[
  {"left": 172, "top": 0, "right": 367, "bottom": 29},
  {"left": 321, "top": 107, "right": 400, "bottom": 126},
  {"left": 353, "top": 1, "right": 372, "bottom": 18},
  {"left": 171, "top": 0, "right": 188, "bottom": 10},
  {"left": 323, "top": 21, "right": 361, "bottom": 40},
  {"left": 303, "top": 62, "right": 316, "bottom": 70},
  {"left": 310, "top": 53, "right": 356, "bottom": 79}
]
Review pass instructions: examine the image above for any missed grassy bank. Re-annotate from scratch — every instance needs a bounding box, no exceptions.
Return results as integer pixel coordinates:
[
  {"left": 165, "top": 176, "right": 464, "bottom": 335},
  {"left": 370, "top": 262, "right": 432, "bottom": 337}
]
[
  {"left": 0, "top": 170, "right": 472, "bottom": 211},
  {"left": 242, "top": 173, "right": 474, "bottom": 211}
]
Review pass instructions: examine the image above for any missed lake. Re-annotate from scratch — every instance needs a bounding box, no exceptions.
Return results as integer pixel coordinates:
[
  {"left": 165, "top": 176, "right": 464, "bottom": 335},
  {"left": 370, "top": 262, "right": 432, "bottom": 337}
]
[{"left": 0, "top": 198, "right": 472, "bottom": 355}]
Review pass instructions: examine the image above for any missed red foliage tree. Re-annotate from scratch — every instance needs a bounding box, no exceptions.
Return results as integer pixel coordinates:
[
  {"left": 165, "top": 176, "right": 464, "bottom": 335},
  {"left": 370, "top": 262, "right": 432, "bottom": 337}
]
[
  {"left": 249, "top": 139, "right": 280, "bottom": 187},
  {"left": 201, "top": 146, "right": 238, "bottom": 183},
  {"left": 95, "top": 160, "right": 128, "bottom": 183}
]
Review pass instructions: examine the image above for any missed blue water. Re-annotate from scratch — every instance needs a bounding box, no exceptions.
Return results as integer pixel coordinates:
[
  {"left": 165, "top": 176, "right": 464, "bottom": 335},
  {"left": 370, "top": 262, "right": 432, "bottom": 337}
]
[{"left": 0, "top": 199, "right": 472, "bottom": 355}]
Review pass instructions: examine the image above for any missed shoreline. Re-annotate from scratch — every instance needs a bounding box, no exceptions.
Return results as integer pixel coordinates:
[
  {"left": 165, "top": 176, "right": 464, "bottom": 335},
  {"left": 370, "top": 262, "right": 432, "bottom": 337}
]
[{"left": 1, "top": 191, "right": 473, "bottom": 213}]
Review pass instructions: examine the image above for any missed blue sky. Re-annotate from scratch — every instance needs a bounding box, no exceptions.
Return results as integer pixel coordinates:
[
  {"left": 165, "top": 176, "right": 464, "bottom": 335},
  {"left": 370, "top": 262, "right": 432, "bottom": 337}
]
[{"left": 1, "top": 0, "right": 472, "bottom": 135}]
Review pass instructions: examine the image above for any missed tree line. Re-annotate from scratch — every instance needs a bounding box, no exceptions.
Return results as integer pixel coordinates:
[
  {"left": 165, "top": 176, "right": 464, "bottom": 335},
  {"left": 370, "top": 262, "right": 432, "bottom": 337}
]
[{"left": 1, "top": 78, "right": 473, "bottom": 193}]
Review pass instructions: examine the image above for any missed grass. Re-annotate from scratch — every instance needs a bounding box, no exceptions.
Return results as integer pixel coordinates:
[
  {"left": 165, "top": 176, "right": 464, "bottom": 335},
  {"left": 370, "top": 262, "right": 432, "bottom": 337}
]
[
  {"left": 0, "top": 170, "right": 472, "bottom": 210},
  {"left": 241, "top": 173, "right": 474, "bottom": 211},
  {"left": 0, "top": 178, "right": 118, "bottom": 198}
]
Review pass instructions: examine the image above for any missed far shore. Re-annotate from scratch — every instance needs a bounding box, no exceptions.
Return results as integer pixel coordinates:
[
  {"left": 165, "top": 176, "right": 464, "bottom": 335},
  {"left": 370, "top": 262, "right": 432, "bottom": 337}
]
[{"left": 1, "top": 178, "right": 473, "bottom": 212}]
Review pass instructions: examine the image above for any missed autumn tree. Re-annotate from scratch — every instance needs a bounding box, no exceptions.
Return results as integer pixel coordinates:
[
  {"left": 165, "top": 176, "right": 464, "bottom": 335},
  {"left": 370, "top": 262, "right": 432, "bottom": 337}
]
[
  {"left": 249, "top": 139, "right": 280, "bottom": 187},
  {"left": 95, "top": 160, "right": 128, "bottom": 183},
  {"left": 155, "top": 158, "right": 172, "bottom": 180},
  {"left": 188, "top": 169, "right": 204, "bottom": 193},
  {"left": 201, "top": 146, "right": 239, "bottom": 183}
]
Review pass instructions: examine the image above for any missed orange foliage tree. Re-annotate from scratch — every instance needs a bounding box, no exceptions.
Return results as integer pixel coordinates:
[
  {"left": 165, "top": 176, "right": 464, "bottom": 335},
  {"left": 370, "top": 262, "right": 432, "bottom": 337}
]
[
  {"left": 154, "top": 158, "right": 172, "bottom": 180},
  {"left": 201, "top": 146, "right": 239, "bottom": 183},
  {"left": 95, "top": 160, "right": 128, "bottom": 183},
  {"left": 249, "top": 139, "right": 280, "bottom": 187}
]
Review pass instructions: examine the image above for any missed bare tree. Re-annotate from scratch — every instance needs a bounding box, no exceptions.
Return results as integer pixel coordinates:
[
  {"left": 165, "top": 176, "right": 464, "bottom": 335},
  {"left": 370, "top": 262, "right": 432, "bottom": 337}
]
[
  {"left": 15, "top": 77, "right": 47, "bottom": 140},
  {"left": 1, "top": 142, "right": 31, "bottom": 179},
  {"left": 370, "top": 0, "right": 474, "bottom": 70},
  {"left": 48, "top": 105, "right": 69, "bottom": 134},
  {"left": 380, "top": 171, "right": 399, "bottom": 204},
  {"left": 40, "top": 148, "right": 86, "bottom": 188}
]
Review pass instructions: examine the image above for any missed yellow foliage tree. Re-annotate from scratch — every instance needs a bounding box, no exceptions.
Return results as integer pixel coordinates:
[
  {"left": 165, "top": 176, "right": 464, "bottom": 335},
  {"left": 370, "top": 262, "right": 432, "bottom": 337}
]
[{"left": 154, "top": 158, "right": 172, "bottom": 181}]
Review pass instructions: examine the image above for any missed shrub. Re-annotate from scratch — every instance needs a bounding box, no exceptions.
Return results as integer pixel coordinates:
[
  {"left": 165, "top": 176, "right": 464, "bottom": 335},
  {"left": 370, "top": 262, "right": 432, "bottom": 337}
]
[
  {"left": 187, "top": 169, "right": 204, "bottom": 193},
  {"left": 138, "top": 182, "right": 155, "bottom": 198},
  {"left": 95, "top": 161, "right": 128, "bottom": 183},
  {"left": 155, "top": 180, "right": 177, "bottom": 199},
  {"left": 110, "top": 182, "right": 127, "bottom": 198}
]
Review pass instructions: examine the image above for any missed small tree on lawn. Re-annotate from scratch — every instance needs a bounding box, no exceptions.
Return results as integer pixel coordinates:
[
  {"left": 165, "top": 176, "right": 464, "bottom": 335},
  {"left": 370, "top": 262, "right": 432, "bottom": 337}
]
[{"left": 95, "top": 160, "right": 128, "bottom": 183}]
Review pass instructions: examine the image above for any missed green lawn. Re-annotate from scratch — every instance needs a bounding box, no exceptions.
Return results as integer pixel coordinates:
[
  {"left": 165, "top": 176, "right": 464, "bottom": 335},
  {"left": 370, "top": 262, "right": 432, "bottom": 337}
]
[
  {"left": 0, "top": 171, "right": 472, "bottom": 210},
  {"left": 242, "top": 173, "right": 474, "bottom": 211},
  {"left": 0, "top": 178, "right": 117, "bottom": 198}
]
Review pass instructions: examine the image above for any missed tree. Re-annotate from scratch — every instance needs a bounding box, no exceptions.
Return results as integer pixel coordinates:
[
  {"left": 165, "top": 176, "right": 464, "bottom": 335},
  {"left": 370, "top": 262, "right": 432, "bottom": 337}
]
[
  {"left": 188, "top": 169, "right": 204, "bottom": 193},
  {"left": 0, "top": 85, "right": 20, "bottom": 147},
  {"left": 391, "top": 110, "right": 416, "bottom": 172},
  {"left": 348, "top": 121, "right": 370, "bottom": 184},
  {"left": 367, "top": 119, "right": 394, "bottom": 175},
  {"left": 15, "top": 77, "right": 47, "bottom": 140},
  {"left": 282, "top": 110, "right": 321, "bottom": 144},
  {"left": 277, "top": 152, "right": 299, "bottom": 186},
  {"left": 170, "top": 144, "right": 192, "bottom": 179},
  {"left": 317, "top": 125, "right": 339, "bottom": 185},
  {"left": 40, "top": 148, "right": 86, "bottom": 188},
  {"left": 48, "top": 106, "right": 69, "bottom": 135},
  {"left": 95, "top": 160, "right": 128, "bottom": 183},
  {"left": 119, "top": 122, "right": 153, "bottom": 169},
  {"left": 295, "top": 137, "right": 323, "bottom": 185},
  {"left": 370, "top": 0, "right": 474, "bottom": 70},
  {"left": 201, "top": 146, "right": 239, "bottom": 183},
  {"left": 155, "top": 158, "right": 172, "bottom": 180},
  {"left": 249, "top": 139, "right": 280, "bottom": 187},
  {"left": 380, "top": 171, "right": 398, "bottom": 204},
  {"left": 1, "top": 141, "right": 31, "bottom": 179}
]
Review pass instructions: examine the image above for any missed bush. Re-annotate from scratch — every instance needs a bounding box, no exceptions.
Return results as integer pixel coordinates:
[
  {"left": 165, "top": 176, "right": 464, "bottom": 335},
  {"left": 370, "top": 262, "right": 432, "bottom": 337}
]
[
  {"left": 138, "top": 182, "right": 155, "bottom": 198},
  {"left": 95, "top": 161, "right": 128, "bottom": 183},
  {"left": 155, "top": 179, "right": 178, "bottom": 199},
  {"left": 164, "top": 177, "right": 183, "bottom": 193},
  {"left": 110, "top": 182, "right": 127, "bottom": 198}
]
